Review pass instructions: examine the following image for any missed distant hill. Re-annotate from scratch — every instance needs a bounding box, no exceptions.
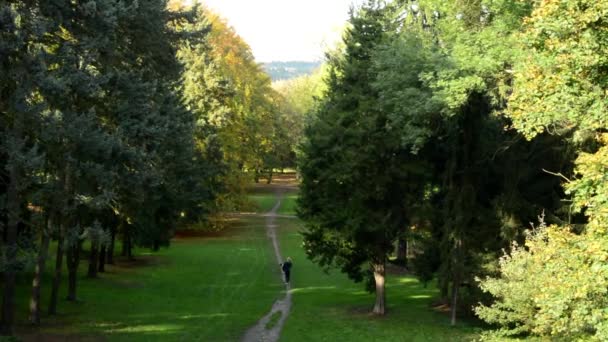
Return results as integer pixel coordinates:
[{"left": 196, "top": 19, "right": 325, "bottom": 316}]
[{"left": 263, "top": 61, "right": 322, "bottom": 81}]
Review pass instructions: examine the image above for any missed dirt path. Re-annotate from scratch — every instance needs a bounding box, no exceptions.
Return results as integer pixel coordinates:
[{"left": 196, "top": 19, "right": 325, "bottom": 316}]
[{"left": 241, "top": 189, "right": 292, "bottom": 342}]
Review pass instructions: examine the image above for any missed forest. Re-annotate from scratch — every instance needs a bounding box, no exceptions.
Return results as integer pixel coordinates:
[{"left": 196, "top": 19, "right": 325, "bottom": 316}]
[{"left": 1, "top": 0, "right": 607, "bottom": 341}]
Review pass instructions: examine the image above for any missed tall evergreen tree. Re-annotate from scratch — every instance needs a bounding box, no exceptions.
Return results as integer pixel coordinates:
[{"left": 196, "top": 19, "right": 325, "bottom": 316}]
[
  {"left": 299, "top": 1, "right": 428, "bottom": 315},
  {"left": 0, "top": 0, "right": 48, "bottom": 333}
]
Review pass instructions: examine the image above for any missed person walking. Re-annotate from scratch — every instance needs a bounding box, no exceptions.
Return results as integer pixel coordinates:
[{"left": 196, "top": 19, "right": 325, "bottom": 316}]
[{"left": 281, "top": 257, "right": 292, "bottom": 284}]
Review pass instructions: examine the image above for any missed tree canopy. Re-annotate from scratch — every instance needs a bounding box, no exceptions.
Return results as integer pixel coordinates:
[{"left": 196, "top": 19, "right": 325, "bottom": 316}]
[{"left": 298, "top": 2, "right": 605, "bottom": 338}]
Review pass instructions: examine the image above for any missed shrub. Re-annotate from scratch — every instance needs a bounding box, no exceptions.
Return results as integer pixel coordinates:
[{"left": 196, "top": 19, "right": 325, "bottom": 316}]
[{"left": 475, "top": 219, "right": 608, "bottom": 340}]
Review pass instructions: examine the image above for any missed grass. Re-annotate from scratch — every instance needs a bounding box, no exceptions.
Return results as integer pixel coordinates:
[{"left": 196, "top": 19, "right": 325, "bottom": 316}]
[
  {"left": 12, "top": 184, "right": 494, "bottom": 341},
  {"left": 13, "top": 216, "right": 283, "bottom": 341},
  {"left": 277, "top": 193, "right": 298, "bottom": 216},
  {"left": 276, "top": 216, "right": 483, "bottom": 341},
  {"left": 248, "top": 193, "right": 277, "bottom": 213},
  {"left": 247, "top": 186, "right": 298, "bottom": 216}
]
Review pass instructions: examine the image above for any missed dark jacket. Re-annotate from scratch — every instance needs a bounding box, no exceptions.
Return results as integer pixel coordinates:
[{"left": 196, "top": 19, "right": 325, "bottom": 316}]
[{"left": 281, "top": 261, "right": 292, "bottom": 273}]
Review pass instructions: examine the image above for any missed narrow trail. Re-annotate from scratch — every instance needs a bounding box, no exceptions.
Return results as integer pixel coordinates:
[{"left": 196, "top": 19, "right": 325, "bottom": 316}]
[{"left": 241, "top": 188, "right": 292, "bottom": 342}]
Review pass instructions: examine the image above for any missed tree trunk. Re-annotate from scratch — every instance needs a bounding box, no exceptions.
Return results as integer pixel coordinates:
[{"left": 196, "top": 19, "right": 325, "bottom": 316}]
[
  {"left": 450, "top": 238, "right": 463, "bottom": 326},
  {"left": 48, "top": 224, "right": 65, "bottom": 315},
  {"left": 153, "top": 239, "right": 160, "bottom": 252},
  {"left": 121, "top": 228, "right": 128, "bottom": 257},
  {"left": 450, "top": 276, "right": 459, "bottom": 326},
  {"left": 49, "top": 163, "right": 72, "bottom": 314},
  {"left": 266, "top": 170, "right": 273, "bottom": 184},
  {"left": 29, "top": 219, "right": 51, "bottom": 325},
  {"left": 126, "top": 232, "right": 133, "bottom": 260},
  {"left": 1, "top": 152, "right": 21, "bottom": 335},
  {"left": 87, "top": 227, "right": 99, "bottom": 278},
  {"left": 98, "top": 245, "right": 106, "bottom": 272},
  {"left": 87, "top": 238, "right": 99, "bottom": 278},
  {"left": 1, "top": 217, "right": 6, "bottom": 244},
  {"left": 107, "top": 226, "right": 115, "bottom": 264},
  {"left": 372, "top": 261, "right": 386, "bottom": 315},
  {"left": 66, "top": 242, "right": 80, "bottom": 301},
  {"left": 396, "top": 237, "right": 407, "bottom": 266}
]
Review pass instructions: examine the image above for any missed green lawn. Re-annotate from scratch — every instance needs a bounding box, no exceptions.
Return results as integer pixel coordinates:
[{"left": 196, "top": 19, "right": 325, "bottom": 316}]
[
  {"left": 13, "top": 188, "right": 492, "bottom": 341},
  {"left": 276, "top": 217, "right": 483, "bottom": 341},
  {"left": 14, "top": 216, "right": 282, "bottom": 341},
  {"left": 247, "top": 186, "right": 298, "bottom": 215},
  {"left": 248, "top": 193, "right": 278, "bottom": 213}
]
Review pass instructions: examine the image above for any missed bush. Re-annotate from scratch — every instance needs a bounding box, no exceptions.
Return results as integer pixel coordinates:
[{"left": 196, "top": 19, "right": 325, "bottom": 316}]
[{"left": 475, "top": 219, "right": 608, "bottom": 340}]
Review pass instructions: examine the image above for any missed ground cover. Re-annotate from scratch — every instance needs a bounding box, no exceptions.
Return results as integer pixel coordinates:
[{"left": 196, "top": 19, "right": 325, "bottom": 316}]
[
  {"left": 277, "top": 193, "right": 297, "bottom": 216},
  {"left": 248, "top": 190, "right": 278, "bottom": 213}
]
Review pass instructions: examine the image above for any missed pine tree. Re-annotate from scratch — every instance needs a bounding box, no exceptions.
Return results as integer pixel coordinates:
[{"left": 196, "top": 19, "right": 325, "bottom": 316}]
[
  {"left": 0, "top": 0, "right": 47, "bottom": 333},
  {"left": 299, "top": 1, "right": 429, "bottom": 315}
]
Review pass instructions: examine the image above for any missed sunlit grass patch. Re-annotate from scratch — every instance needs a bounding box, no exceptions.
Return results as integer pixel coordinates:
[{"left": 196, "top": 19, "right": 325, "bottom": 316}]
[
  {"left": 278, "top": 193, "right": 298, "bottom": 215},
  {"left": 248, "top": 193, "right": 277, "bottom": 213},
  {"left": 110, "top": 324, "right": 182, "bottom": 333}
]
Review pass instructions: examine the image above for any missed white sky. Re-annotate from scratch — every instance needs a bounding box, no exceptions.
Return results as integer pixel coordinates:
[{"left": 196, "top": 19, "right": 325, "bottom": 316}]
[{"left": 200, "top": 0, "right": 363, "bottom": 62}]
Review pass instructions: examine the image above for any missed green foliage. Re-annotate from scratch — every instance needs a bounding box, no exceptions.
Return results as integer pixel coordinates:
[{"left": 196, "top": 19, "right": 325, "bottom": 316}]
[
  {"left": 200, "top": 7, "right": 286, "bottom": 199},
  {"left": 273, "top": 67, "right": 327, "bottom": 167},
  {"left": 298, "top": 2, "right": 435, "bottom": 315},
  {"left": 299, "top": 0, "right": 576, "bottom": 324},
  {"left": 507, "top": 0, "right": 608, "bottom": 139},
  {"left": 566, "top": 137, "right": 608, "bottom": 233},
  {"left": 299, "top": 0, "right": 392, "bottom": 283},
  {"left": 0, "top": 0, "right": 231, "bottom": 332},
  {"left": 476, "top": 218, "right": 608, "bottom": 340},
  {"left": 476, "top": 1, "right": 608, "bottom": 338},
  {"left": 503, "top": 0, "right": 608, "bottom": 232},
  {"left": 371, "top": 31, "right": 443, "bottom": 153},
  {"left": 411, "top": 241, "right": 441, "bottom": 288},
  {"left": 368, "top": 0, "right": 571, "bottom": 322}
]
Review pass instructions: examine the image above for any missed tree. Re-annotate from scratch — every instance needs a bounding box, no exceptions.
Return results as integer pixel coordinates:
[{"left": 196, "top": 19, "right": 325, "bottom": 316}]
[
  {"left": 1, "top": 0, "right": 228, "bottom": 334},
  {"left": 476, "top": 1, "right": 608, "bottom": 338},
  {"left": 0, "top": 0, "right": 47, "bottom": 333},
  {"left": 298, "top": 1, "right": 431, "bottom": 315},
  {"left": 376, "top": 0, "right": 569, "bottom": 325},
  {"left": 299, "top": 0, "right": 573, "bottom": 323},
  {"left": 203, "top": 7, "right": 280, "bottom": 190},
  {"left": 273, "top": 68, "right": 327, "bottom": 170},
  {"left": 476, "top": 217, "right": 608, "bottom": 340}
]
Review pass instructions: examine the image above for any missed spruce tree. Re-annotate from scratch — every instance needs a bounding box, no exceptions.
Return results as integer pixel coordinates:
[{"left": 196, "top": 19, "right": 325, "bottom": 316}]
[
  {"left": 299, "top": 1, "right": 427, "bottom": 315},
  {"left": 0, "top": 0, "right": 49, "bottom": 333}
]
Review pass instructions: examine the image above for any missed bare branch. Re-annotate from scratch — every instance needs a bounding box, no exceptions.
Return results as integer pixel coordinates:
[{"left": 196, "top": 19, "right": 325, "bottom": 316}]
[{"left": 542, "top": 169, "right": 572, "bottom": 183}]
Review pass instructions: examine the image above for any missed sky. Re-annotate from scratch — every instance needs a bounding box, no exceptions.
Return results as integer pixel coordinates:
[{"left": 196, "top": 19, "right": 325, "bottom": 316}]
[{"left": 199, "top": 0, "right": 363, "bottom": 62}]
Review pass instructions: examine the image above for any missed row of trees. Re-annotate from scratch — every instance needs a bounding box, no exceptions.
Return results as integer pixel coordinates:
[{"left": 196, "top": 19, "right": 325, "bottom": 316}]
[
  {"left": 298, "top": 0, "right": 607, "bottom": 339},
  {"left": 0, "top": 0, "right": 291, "bottom": 336},
  {"left": 0, "top": 0, "right": 216, "bottom": 334},
  {"left": 197, "top": 8, "right": 303, "bottom": 199}
]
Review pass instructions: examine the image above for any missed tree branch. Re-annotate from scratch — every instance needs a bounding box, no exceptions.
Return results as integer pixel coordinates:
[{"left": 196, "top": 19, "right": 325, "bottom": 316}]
[{"left": 542, "top": 169, "right": 571, "bottom": 183}]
